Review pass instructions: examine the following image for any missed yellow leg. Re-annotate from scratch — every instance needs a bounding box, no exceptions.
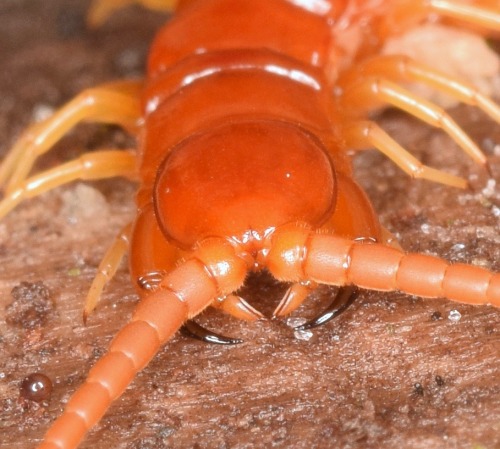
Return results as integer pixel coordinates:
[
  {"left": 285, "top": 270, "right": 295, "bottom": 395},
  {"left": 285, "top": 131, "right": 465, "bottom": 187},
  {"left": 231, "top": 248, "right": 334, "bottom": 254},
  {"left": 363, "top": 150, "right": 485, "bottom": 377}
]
[
  {"left": 88, "top": 0, "right": 177, "bottom": 27},
  {"left": 338, "top": 77, "right": 487, "bottom": 166},
  {"left": 428, "top": 0, "right": 500, "bottom": 32},
  {"left": 342, "top": 120, "right": 468, "bottom": 188},
  {"left": 339, "top": 55, "right": 500, "bottom": 124},
  {"left": 0, "top": 80, "right": 142, "bottom": 194},
  {"left": 381, "top": 226, "right": 403, "bottom": 251},
  {"left": 84, "top": 223, "right": 133, "bottom": 322},
  {"left": 0, "top": 149, "right": 137, "bottom": 220},
  {"left": 378, "top": 0, "right": 500, "bottom": 37}
]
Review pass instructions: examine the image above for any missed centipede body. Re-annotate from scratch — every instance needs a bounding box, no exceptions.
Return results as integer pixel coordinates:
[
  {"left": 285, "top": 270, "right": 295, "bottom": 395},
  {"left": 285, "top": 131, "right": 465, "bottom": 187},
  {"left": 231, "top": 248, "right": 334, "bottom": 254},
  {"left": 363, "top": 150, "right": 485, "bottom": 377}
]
[{"left": 0, "top": 1, "right": 499, "bottom": 448}]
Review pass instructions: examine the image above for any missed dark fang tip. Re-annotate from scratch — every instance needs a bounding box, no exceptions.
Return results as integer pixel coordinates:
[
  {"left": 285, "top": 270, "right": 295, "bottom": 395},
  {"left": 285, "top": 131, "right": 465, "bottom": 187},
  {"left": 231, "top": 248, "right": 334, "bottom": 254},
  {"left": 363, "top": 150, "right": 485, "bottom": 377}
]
[
  {"left": 294, "top": 286, "right": 358, "bottom": 331},
  {"left": 181, "top": 320, "right": 243, "bottom": 345}
]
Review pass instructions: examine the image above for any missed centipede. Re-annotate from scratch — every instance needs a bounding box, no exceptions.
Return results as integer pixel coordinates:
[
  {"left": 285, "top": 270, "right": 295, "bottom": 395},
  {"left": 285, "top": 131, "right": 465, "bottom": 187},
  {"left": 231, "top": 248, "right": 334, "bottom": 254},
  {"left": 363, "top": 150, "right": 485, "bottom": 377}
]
[{"left": 1, "top": 0, "right": 499, "bottom": 448}]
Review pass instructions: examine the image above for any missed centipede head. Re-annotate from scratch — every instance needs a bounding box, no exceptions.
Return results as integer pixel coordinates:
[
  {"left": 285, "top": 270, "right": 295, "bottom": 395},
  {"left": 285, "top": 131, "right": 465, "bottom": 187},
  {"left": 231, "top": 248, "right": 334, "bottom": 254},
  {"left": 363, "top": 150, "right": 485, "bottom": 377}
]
[{"left": 154, "top": 119, "right": 337, "bottom": 251}]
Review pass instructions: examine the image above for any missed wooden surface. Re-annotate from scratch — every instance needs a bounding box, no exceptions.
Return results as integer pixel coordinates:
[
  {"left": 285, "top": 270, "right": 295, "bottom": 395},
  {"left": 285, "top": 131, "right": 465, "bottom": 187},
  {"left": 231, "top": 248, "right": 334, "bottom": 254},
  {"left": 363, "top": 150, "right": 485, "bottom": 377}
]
[{"left": 0, "top": 2, "right": 499, "bottom": 449}]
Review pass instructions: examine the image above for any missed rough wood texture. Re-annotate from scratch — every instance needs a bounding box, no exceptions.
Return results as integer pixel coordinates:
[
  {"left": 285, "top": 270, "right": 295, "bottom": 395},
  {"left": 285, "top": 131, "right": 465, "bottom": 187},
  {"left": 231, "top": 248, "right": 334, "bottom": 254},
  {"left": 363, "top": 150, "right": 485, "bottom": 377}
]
[{"left": 0, "top": 2, "right": 499, "bottom": 449}]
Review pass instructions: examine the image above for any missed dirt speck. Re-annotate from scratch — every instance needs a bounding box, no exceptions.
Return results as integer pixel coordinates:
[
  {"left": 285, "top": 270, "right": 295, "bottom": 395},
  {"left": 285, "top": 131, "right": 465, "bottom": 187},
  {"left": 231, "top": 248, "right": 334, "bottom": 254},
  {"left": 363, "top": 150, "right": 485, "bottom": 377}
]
[{"left": 5, "top": 281, "right": 54, "bottom": 329}]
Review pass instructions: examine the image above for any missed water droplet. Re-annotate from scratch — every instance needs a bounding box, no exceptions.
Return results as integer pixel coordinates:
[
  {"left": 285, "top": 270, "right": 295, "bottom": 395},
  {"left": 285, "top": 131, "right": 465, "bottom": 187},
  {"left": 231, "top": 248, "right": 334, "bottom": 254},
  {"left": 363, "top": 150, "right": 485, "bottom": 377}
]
[
  {"left": 285, "top": 318, "right": 313, "bottom": 340},
  {"left": 450, "top": 243, "right": 465, "bottom": 252},
  {"left": 293, "top": 328, "right": 313, "bottom": 341},
  {"left": 481, "top": 179, "right": 496, "bottom": 198},
  {"left": 286, "top": 317, "right": 306, "bottom": 328},
  {"left": 448, "top": 309, "right": 461, "bottom": 322},
  {"left": 20, "top": 373, "right": 53, "bottom": 402},
  {"left": 32, "top": 104, "right": 54, "bottom": 122}
]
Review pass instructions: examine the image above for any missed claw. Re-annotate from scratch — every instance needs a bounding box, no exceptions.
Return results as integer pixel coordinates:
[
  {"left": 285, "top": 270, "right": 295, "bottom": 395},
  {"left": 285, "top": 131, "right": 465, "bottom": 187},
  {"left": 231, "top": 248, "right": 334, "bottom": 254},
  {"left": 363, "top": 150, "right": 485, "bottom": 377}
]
[
  {"left": 272, "top": 281, "right": 317, "bottom": 318},
  {"left": 180, "top": 320, "right": 243, "bottom": 345},
  {"left": 294, "top": 286, "right": 358, "bottom": 330},
  {"left": 214, "top": 294, "right": 265, "bottom": 321}
]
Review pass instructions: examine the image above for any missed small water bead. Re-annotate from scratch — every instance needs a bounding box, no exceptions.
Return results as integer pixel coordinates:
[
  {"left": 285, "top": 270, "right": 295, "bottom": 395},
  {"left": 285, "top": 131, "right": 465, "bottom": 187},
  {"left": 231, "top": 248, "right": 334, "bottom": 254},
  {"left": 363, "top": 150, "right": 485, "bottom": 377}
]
[
  {"left": 448, "top": 309, "right": 462, "bottom": 322},
  {"left": 20, "top": 373, "right": 53, "bottom": 402}
]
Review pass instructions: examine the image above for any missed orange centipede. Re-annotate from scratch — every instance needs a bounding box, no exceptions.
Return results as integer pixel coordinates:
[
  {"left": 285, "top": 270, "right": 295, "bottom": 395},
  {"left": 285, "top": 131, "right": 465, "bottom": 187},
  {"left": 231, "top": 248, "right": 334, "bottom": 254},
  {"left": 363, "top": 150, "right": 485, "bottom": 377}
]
[{"left": 0, "top": 1, "right": 499, "bottom": 448}]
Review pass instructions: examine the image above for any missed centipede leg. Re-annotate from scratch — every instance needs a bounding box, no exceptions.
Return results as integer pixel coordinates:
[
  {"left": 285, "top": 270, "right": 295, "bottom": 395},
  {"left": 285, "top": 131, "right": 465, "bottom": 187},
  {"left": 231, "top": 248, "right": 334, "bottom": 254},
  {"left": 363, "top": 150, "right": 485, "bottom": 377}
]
[
  {"left": 342, "top": 120, "right": 468, "bottom": 188},
  {"left": 340, "top": 55, "right": 500, "bottom": 123},
  {"left": 377, "top": 1, "right": 500, "bottom": 37},
  {"left": 84, "top": 222, "right": 133, "bottom": 322},
  {"left": 338, "top": 77, "right": 487, "bottom": 166},
  {"left": 88, "top": 0, "right": 176, "bottom": 27},
  {"left": 0, "top": 149, "right": 136, "bottom": 220},
  {"left": 428, "top": 0, "right": 500, "bottom": 31},
  {"left": 0, "top": 80, "right": 142, "bottom": 193}
]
